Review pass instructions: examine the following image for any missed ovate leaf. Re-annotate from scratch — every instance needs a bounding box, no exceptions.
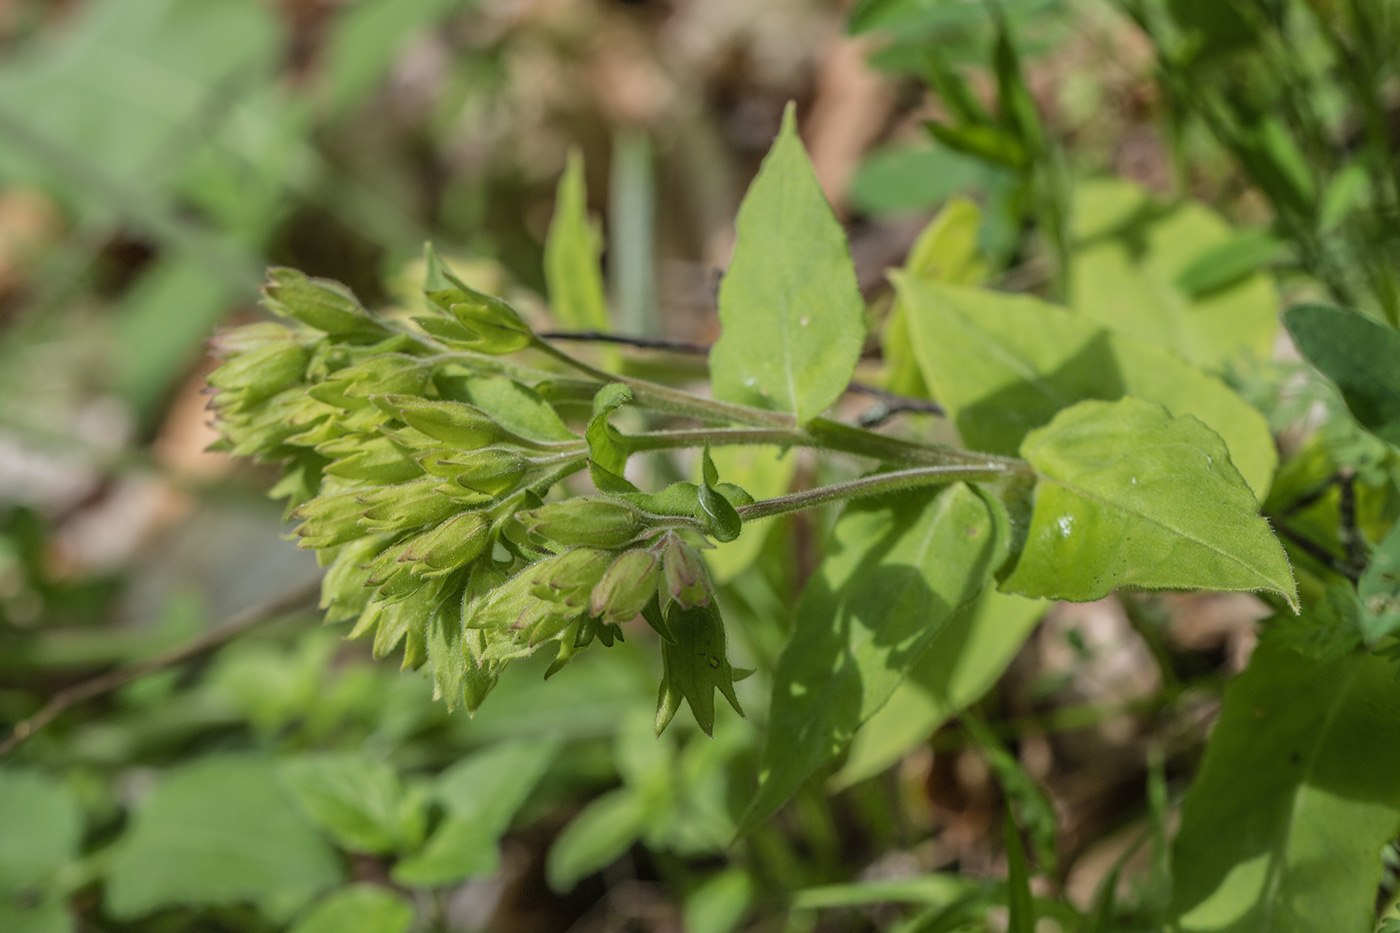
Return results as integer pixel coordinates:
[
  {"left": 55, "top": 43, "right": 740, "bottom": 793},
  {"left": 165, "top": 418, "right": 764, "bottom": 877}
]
[
  {"left": 1170, "top": 644, "right": 1400, "bottom": 932},
  {"left": 833, "top": 590, "right": 1045, "bottom": 789},
  {"left": 1002, "top": 398, "right": 1297, "bottom": 609},
  {"left": 898, "top": 277, "right": 1276, "bottom": 497},
  {"left": 710, "top": 103, "right": 865, "bottom": 424},
  {"left": 0, "top": 769, "right": 80, "bottom": 933},
  {"left": 545, "top": 149, "right": 611, "bottom": 331},
  {"left": 106, "top": 757, "right": 342, "bottom": 920},
  {"left": 280, "top": 754, "right": 424, "bottom": 855},
  {"left": 1284, "top": 304, "right": 1400, "bottom": 448},
  {"left": 1070, "top": 178, "right": 1277, "bottom": 371},
  {"left": 289, "top": 885, "right": 413, "bottom": 933},
  {"left": 741, "top": 482, "right": 1008, "bottom": 832}
]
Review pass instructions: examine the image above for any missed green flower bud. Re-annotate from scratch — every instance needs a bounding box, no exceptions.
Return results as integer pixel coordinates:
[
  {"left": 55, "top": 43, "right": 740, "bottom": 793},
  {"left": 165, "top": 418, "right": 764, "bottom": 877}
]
[
  {"left": 292, "top": 489, "right": 370, "bottom": 548},
  {"left": 358, "top": 481, "right": 461, "bottom": 534},
  {"left": 661, "top": 532, "right": 712, "bottom": 608},
  {"left": 319, "top": 435, "right": 422, "bottom": 484},
  {"left": 456, "top": 449, "right": 530, "bottom": 496},
  {"left": 308, "top": 356, "right": 428, "bottom": 410},
  {"left": 380, "top": 395, "right": 502, "bottom": 450},
  {"left": 590, "top": 548, "right": 661, "bottom": 624},
  {"left": 530, "top": 547, "right": 611, "bottom": 609},
  {"left": 400, "top": 511, "right": 491, "bottom": 577},
  {"left": 263, "top": 267, "right": 386, "bottom": 337},
  {"left": 319, "top": 537, "right": 386, "bottom": 624},
  {"left": 425, "top": 286, "right": 533, "bottom": 355},
  {"left": 208, "top": 340, "right": 310, "bottom": 403},
  {"left": 517, "top": 497, "right": 644, "bottom": 548}
]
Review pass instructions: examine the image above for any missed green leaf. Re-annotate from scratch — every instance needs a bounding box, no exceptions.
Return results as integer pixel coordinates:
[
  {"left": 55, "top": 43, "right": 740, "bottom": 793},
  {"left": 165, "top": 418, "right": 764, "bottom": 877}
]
[
  {"left": 289, "top": 885, "right": 413, "bottom": 933},
  {"left": 1284, "top": 304, "right": 1400, "bottom": 448},
  {"left": 1358, "top": 520, "right": 1400, "bottom": 643},
  {"left": 106, "top": 756, "right": 342, "bottom": 920},
  {"left": 1070, "top": 178, "right": 1278, "bottom": 371},
  {"left": 0, "top": 770, "right": 80, "bottom": 933},
  {"left": 709, "top": 102, "right": 865, "bottom": 424},
  {"left": 832, "top": 590, "right": 1045, "bottom": 790},
  {"left": 545, "top": 149, "right": 611, "bottom": 331},
  {"left": 546, "top": 788, "right": 648, "bottom": 893},
  {"left": 280, "top": 754, "right": 424, "bottom": 855},
  {"left": 882, "top": 198, "right": 986, "bottom": 398},
  {"left": 683, "top": 869, "right": 754, "bottom": 933},
  {"left": 1174, "top": 229, "right": 1282, "bottom": 300},
  {"left": 394, "top": 735, "right": 561, "bottom": 886},
  {"left": 319, "top": 0, "right": 465, "bottom": 116},
  {"left": 586, "top": 383, "right": 633, "bottom": 476},
  {"left": 925, "top": 119, "right": 1027, "bottom": 169},
  {"left": 898, "top": 277, "right": 1277, "bottom": 497},
  {"left": 742, "top": 482, "right": 1008, "bottom": 833},
  {"left": 1005, "top": 811, "right": 1036, "bottom": 933},
  {"left": 1169, "top": 644, "right": 1400, "bottom": 932},
  {"left": 849, "top": 144, "right": 983, "bottom": 217},
  {"left": 1002, "top": 398, "right": 1297, "bottom": 610}
]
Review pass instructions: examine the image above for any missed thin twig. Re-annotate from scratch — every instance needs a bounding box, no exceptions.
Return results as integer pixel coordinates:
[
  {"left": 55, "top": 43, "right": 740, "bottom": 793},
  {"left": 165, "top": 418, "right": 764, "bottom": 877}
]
[
  {"left": 0, "top": 579, "right": 321, "bottom": 757},
  {"left": 537, "top": 330, "right": 944, "bottom": 417}
]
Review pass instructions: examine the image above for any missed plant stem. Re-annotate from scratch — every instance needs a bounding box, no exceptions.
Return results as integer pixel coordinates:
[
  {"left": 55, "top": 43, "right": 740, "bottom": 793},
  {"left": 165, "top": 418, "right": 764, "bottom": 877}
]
[{"left": 735, "top": 463, "right": 1020, "bottom": 522}]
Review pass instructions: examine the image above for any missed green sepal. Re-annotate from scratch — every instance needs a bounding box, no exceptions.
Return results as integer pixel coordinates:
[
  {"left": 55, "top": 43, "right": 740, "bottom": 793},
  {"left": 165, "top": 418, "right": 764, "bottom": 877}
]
[
  {"left": 516, "top": 498, "right": 645, "bottom": 548},
  {"left": 654, "top": 601, "right": 745, "bottom": 737},
  {"left": 292, "top": 489, "right": 371, "bottom": 549},
  {"left": 424, "top": 286, "right": 534, "bottom": 355},
  {"left": 401, "top": 511, "right": 492, "bottom": 577},
  {"left": 358, "top": 480, "right": 462, "bottom": 535},
  {"left": 263, "top": 267, "right": 387, "bottom": 337},
  {"left": 696, "top": 445, "right": 743, "bottom": 543},
  {"left": 590, "top": 547, "right": 662, "bottom": 624},
  {"left": 207, "top": 340, "right": 311, "bottom": 403},
  {"left": 378, "top": 395, "right": 504, "bottom": 450},
  {"left": 320, "top": 435, "right": 423, "bottom": 484}
]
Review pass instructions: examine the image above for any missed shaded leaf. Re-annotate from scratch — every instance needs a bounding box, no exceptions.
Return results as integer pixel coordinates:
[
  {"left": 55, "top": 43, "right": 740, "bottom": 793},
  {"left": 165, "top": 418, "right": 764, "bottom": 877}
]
[
  {"left": 742, "top": 482, "right": 1007, "bottom": 832},
  {"left": 1284, "top": 304, "right": 1400, "bottom": 448},
  {"left": 280, "top": 754, "right": 424, "bottom": 855},
  {"left": 546, "top": 788, "right": 647, "bottom": 893},
  {"left": 545, "top": 149, "right": 611, "bottom": 331},
  {"left": 832, "top": 591, "right": 1044, "bottom": 790},
  {"left": 898, "top": 277, "right": 1276, "bottom": 497},
  {"left": 1170, "top": 644, "right": 1400, "bottom": 932}
]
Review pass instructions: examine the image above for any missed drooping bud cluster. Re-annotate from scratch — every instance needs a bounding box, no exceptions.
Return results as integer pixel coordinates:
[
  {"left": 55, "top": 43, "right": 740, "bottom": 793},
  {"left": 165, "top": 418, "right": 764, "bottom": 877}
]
[{"left": 207, "top": 261, "right": 748, "bottom": 733}]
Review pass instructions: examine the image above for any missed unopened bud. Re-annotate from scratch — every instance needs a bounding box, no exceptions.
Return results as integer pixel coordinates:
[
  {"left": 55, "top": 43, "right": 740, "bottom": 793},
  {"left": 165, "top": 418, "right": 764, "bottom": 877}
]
[
  {"left": 590, "top": 548, "right": 661, "bottom": 623},
  {"left": 381, "top": 395, "right": 502, "bottom": 449},
  {"left": 517, "top": 497, "right": 644, "bottom": 548},
  {"left": 358, "top": 481, "right": 460, "bottom": 534},
  {"left": 426, "top": 286, "right": 533, "bottom": 355},
  {"left": 662, "top": 532, "right": 712, "bottom": 608},
  {"left": 450, "top": 448, "right": 529, "bottom": 496},
  {"left": 400, "top": 511, "right": 491, "bottom": 576},
  {"left": 291, "top": 489, "right": 369, "bottom": 548},
  {"left": 207, "top": 340, "right": 310, "bottom": 403},
  {"left": 263, "top": 268, "right": 385, "bottom": 337},
  {"left": 530, "top": 547, "right": 611, "bottom": 609}
]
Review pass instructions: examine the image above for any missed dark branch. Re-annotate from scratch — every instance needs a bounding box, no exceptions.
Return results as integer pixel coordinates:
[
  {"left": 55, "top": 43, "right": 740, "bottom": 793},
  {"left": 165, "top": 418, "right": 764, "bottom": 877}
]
[
  {"left": 0, "top": 580, "right": 320, "bottom": 757},
  {"left": 537, "top": 330, "right": 945, "bottom": 419}
]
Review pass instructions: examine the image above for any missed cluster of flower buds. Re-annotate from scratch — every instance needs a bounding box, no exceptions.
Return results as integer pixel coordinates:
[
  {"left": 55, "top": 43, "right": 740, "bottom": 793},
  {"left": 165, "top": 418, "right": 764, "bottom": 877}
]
[{"left": 206, "top": 261, "right": 747, "bottom": 734}]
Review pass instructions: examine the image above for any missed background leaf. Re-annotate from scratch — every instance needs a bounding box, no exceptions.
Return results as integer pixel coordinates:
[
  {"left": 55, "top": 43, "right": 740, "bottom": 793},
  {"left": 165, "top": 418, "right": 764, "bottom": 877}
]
[
  {"left": 0, "top": 770, "right": 80, "bottom": 933},
  {"left": 544, "top": 149, "right": 612, "bottom": 332},
  {"left": 1284, "top": 304, "right": 1400, "bottom": 447},
  {"left": 899, "top": 277, "right": 1276, "bottom": 496},
  {"left": 280, "top": 753, "right": 422, "bottom": 855},
  {"left": 106, "top": 756, "right": 342, "bottom": 921},
  {"left": 1002, "top": 398, "right": 1296, "bottom": 608},
  {"left": 1069, "top": 178, "right": 1278, "bottom": 371},
  {"left": 832, "top": 589, "right": 1046, "bottom": 790},
  {"left": 288, "top": 885, "right": 413, "bottom": 933},
  {"left": 1170, "top": 644, "right": 1400, "bottom": 932},
  {"left": 742, "top": 482, "right": 1008, "bottom": 831},
  {"left": 709, "top": 102, "right": 865, "bottom": 424}
]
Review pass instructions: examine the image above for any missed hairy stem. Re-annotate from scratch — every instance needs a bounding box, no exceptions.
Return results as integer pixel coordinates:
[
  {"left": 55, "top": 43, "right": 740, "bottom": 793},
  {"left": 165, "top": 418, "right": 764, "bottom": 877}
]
[{"left": 736, "top": 463, "right": 1020, "bottom": 522}]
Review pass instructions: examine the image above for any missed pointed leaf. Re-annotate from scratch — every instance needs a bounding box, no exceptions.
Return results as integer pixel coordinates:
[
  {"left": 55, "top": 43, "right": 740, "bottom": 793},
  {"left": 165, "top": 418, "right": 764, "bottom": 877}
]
[
  {"left": 1170, "top": 644, "right": 1400, "bottom": 932},
  {"left": 545, "top": 149, "right": 611, "bottom": 331},
  {"left": 710, "top": 103, "right": 864, "bottom": 424},
  {"left": 898, "top": 277, "right": 1276, "bottom": 497},
  {"left": 1284, "top": 304, "right": 1400, "bottom": 448},
  {"left": 1002, "top": 398, "right": 1297, "bottom": 609},
  {"left": 742, "top": 482, "right": 1007, "bottom": 832}
]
